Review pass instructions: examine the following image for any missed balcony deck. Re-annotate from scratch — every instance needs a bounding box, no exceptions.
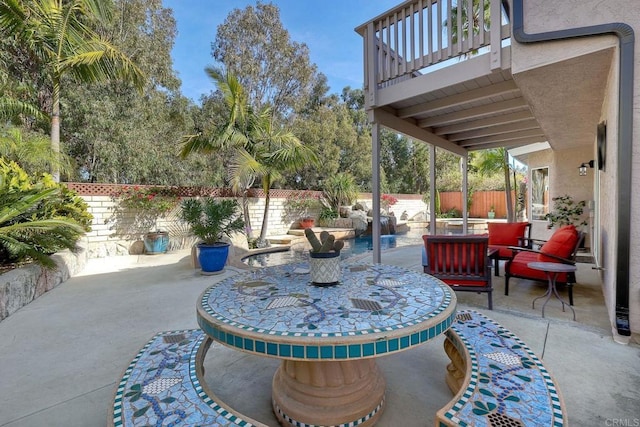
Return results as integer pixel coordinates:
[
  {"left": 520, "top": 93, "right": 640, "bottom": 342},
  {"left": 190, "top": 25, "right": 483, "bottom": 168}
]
[{"left": 355, "top": 0, "right": 612, "bottom": 155}]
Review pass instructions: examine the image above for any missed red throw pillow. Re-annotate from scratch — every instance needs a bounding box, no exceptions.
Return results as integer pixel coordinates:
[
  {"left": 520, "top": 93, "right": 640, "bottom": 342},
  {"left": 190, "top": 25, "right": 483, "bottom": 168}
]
[
  {"left": 488, "top": 222, "right": 528, "bottom": 246},
  {"left": 538, "top": 225, "right": 578, "bottom": 262}
]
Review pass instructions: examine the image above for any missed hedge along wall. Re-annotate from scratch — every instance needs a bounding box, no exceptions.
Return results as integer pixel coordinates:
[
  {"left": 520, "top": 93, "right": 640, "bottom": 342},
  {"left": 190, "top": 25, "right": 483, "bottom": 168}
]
[{"left": 65, "top": 183, "right": 428, "bottom": 258}]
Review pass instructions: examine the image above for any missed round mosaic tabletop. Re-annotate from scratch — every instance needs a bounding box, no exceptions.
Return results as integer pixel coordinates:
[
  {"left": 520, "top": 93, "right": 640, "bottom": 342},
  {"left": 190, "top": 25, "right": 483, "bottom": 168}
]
[{"left": 197, "top": 261, "right": 457, "bottom": 361}]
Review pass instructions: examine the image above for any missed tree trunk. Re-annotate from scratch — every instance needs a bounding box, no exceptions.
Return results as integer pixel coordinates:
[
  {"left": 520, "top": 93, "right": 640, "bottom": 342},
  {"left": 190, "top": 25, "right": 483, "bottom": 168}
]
[
  {"left": 503, "top": 151, "right": 514, "bottom": 222},
  {"left": 259, "top": 189, "right": 271, "bottom": 242},
  {"left": 242, "top": 189, "right": 253, "bottom": 239},
  {"left": 51, "top": 80, "right": 61, "bottom": 182}
]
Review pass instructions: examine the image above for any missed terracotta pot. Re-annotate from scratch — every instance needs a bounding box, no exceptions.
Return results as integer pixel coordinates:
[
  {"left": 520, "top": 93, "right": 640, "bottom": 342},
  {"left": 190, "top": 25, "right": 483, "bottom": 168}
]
[{"left": 300, "top": 218, "right": 315, "bottom": 229}]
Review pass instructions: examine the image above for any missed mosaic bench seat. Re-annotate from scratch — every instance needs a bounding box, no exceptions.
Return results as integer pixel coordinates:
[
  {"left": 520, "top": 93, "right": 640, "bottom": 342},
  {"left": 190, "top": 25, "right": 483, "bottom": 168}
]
[
  {"left": 436, "top": 310, "right": 566, "bottom": 427},
  {"left": 109, "top": 329, "right": 267, "bottom": 427}
]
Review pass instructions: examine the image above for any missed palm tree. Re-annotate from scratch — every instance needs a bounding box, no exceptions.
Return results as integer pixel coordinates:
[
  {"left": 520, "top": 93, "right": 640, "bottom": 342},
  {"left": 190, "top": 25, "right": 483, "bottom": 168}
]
[
  {"left": 0, "top": 186, "right": 85, "bottom": 268},
  {"left": 181, "top": 68, "right": 318, "bottom": 244},
  {"left": 232, "top": 107, "right": 318, "bottom": 243},
  {"left": 474, "top": 148, "right": 515, "bottom": 221},
  {"left": 0, "top": 0, "right": 145, "bottom": 181},
  {"left": 181, "top": 68, "right": 256, "bottom": 237},
  {"left": 0, "top": 126, "right": 72, "bottom": 177},
  {"left": 446, "top": 0, "right": 491, "bottom": 54}
]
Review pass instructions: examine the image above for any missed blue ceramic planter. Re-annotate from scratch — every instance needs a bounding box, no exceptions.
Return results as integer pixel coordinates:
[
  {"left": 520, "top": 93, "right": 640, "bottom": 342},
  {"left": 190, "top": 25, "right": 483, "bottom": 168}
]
[
  {"left": 198, "top": 243, "right": 230, "bottom": 273},
  {"left": 144, "top": 232, "right": 169, "bottom": 254}
]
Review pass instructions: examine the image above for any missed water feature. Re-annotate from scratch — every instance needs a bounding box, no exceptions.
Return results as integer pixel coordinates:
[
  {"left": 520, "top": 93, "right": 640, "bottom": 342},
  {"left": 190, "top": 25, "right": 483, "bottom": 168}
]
[{"left": 243, "top": 227, "right": 425, "bottom": 268}]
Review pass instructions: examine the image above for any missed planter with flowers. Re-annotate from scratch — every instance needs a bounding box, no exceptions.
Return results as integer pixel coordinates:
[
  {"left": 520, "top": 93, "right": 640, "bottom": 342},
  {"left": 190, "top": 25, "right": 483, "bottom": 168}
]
[
  {"left": 488, "top": 205, "right": 496, "bottom": 219},
  {"left": 282, "top": 191, "right": 320, "bottom": 229},
  {"left": 381, "top": 194, "right": 398, "bottom": 214},
  {"left": 110, "top": 185, "right": 181, "bottom": 254}
]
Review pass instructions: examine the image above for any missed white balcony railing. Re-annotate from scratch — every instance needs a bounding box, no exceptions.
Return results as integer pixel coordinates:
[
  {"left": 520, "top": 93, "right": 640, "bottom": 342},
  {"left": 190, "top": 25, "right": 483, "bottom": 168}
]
[{"left": 356, "top": 0, "right": 511, "bottom": 102}]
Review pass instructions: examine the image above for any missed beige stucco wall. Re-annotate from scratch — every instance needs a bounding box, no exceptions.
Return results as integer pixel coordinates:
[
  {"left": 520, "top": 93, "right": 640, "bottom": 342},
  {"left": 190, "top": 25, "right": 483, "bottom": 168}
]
[
  {"left": 525, "top": 148, "right": 594, "bottom": 243},
  {"left": 510, "top": 0, "right": 640, "bottom": 342},
  {"left": 598, "top": 45, "right": 621, "bottom": 340}
]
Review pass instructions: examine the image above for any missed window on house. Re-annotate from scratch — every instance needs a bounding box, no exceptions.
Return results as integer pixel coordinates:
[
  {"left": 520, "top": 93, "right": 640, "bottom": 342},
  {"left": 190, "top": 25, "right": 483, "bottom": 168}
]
[{"left": 531, "top": 167, "right": 549, "bottom": 221}]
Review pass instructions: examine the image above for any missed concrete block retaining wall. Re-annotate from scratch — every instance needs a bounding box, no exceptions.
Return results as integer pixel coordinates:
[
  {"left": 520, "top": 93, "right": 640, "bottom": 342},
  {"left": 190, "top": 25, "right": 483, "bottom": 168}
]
[{"left": 0, "top": 240, "right": 88, "bottom": 322}]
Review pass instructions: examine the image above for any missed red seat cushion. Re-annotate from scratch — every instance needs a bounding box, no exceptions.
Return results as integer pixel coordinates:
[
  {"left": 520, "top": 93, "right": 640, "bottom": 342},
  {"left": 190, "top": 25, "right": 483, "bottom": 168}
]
[
  {"left": 489, "top": 245, "right": 517, "bottom": 259},
  {"left": 538, "top": 225, "right": 579, "bottom": 262},
  {"left": 510, "top": 251, "right": 570, "bottom": 282},
  {"left": 488, "top": 222, "right": 528, "bottom": 246}
]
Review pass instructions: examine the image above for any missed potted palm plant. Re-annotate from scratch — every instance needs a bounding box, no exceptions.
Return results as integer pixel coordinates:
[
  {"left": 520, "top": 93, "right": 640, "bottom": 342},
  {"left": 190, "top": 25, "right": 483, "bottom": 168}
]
[{"left": 179, "top": 197, "right": 245, "bottom": 274}]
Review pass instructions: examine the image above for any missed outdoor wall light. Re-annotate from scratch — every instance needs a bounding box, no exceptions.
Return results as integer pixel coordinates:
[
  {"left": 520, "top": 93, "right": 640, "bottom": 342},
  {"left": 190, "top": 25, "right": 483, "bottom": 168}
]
[{"left": 579, "top": 160, "right": 595, "bottom": 176}]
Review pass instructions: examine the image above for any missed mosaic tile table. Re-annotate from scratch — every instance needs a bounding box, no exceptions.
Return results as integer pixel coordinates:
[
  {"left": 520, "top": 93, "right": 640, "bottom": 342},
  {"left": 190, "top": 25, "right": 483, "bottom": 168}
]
[{"left": 197, "top": 262, "right": 457, "bottom": 427}]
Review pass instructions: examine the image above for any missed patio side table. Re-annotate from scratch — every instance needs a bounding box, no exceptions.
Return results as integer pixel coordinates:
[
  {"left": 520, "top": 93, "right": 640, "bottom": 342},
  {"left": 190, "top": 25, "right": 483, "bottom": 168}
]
[{"left": 527, "top": 262, "right": 577, "bottom": 321}]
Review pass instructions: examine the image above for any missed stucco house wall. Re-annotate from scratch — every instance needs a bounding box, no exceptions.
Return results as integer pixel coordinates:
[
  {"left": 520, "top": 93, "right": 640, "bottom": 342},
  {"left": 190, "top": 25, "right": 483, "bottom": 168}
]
[{"left": 509, "top": 0, "right": 640, "bottom": 342}]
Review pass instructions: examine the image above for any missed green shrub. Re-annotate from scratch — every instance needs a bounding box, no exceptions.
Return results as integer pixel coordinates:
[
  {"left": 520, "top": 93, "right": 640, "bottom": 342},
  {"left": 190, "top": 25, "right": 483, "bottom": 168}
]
[
  {"left": 321, "top": 173, "right": 359, "bottom": 211},
  {"left": 0, "top": 159, "right": 88, "bottom": 268},
  {"left": 318, "top": 206, "right": 338, "bottom": 226},
  {"left": 179, "top": 197, "right": 245, "bottom": 245}
]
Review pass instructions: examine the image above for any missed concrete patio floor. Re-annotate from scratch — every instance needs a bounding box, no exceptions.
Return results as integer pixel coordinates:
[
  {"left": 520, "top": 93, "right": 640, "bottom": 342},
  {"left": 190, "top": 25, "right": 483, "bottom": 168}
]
[{"left": 0, "top": 245, "right": 638, "bottom": 426}]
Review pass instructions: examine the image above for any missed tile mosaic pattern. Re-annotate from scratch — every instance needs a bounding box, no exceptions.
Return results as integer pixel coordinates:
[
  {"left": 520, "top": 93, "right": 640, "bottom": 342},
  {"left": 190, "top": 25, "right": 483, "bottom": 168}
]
[
  {"left": 439, "top": 310, "right": 565, "bottom": 427},
  {"left": 112, "top": 330, "right": 257, "bottom": 426},
  {"left": 198, "top": 262, "right": 456, "bottom": 360}
]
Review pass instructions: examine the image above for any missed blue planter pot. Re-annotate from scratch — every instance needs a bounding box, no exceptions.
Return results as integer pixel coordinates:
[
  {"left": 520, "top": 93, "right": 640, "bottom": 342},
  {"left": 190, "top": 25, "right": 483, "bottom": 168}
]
[
  {"left": 198, "top": 243, "right": 230, "bottom": 273},
  {"left": 144, "top": 232, "right": 169, "bottom": 254}
]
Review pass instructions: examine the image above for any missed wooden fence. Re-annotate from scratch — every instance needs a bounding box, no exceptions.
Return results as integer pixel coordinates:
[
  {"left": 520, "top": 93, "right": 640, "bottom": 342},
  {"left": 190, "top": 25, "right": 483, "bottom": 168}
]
[{"left": 440, "top": 191, "right": 518, "bottom": 219}]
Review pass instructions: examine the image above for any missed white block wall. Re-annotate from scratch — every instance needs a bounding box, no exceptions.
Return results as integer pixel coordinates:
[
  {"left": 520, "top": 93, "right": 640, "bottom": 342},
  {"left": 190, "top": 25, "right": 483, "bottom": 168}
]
[{"left": 80, "top": 195, "right": 428, "bottom": 258}]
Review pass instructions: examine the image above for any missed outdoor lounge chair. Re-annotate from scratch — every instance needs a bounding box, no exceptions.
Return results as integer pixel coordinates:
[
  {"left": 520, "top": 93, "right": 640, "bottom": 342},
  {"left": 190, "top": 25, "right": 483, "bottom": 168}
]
[
  {"left": 487, "top": 222, "right": 532, "bottom": 276},
  {"left": 504, "top": 225, "right": 584, "bottom": 305},
  {"left": 423, "top": 235, "right": 493, "bottom": 309}
]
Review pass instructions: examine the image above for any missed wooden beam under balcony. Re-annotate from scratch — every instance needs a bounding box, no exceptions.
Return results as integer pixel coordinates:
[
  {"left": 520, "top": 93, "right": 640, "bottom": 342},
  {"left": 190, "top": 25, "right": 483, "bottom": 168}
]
[
  {"left": 397, "top": 80, "right": 519, "bottom": 118},
  {"left": 371, "top": 109, "right": 467, "bottom": 156},
  {"left": 459, "top": 129, "right": 547, "bottom": 148},
  {"left": 417, "top": 98, "right": 529, "bottom": 128},
  {"left": 448, "top": 119, "right": 541, "bottom": 142},
  {"left": 433, "top": 111, "right": 535, "bottom": 135}
]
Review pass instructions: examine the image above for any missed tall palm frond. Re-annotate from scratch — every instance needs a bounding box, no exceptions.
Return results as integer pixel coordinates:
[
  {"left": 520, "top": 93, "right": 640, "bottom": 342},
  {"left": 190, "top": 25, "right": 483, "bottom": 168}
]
[
  {"left": 0, "top": 0, "right": 146, "bottom": 181},
  {"left": 180, "top": 68, "right": 319, "bottom": 242},
  {"left": 0, "top": 126, "right": 72, "bottom": 176},
  {"left": 0, "top": 186, "right": 85, "bottom": 268},
  {"left": 0, "top": 97, "right": 46, "bottom": 122},
  {"left": 445, "top": 0, "right": 491, "bottom": 57}
]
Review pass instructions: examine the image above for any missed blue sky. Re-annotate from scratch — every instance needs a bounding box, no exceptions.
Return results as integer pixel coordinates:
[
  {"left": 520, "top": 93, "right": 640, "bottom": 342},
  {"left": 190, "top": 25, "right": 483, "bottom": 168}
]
[{"left": 161, "top": 1, "right": 400, "bottom": 103}]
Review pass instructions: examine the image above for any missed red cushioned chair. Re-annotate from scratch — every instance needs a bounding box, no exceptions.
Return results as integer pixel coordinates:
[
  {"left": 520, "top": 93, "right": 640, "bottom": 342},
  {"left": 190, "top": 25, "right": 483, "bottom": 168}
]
[
  {"left": 504, "top": 225, "right": 584, "bottom": 305},
  {"left": 423, "top": 235, "right": 493, "bottom": 310},
  {"left": 487, "top": 222, "right": 531, "bottom": 276}
]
